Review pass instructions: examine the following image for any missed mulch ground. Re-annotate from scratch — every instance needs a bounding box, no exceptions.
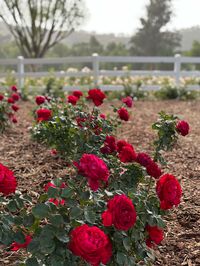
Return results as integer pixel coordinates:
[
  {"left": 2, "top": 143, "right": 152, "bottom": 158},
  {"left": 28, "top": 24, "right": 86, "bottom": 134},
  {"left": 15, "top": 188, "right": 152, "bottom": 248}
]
[{"left": 0, "top": 100, "right": 199, "bottom": 266}]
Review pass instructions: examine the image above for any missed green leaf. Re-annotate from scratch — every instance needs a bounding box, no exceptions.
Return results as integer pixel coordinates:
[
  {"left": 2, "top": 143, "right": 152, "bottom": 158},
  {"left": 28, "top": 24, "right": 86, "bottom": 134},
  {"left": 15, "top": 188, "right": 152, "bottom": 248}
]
[
  {"left": 27, "top": 238, "right": 40, "bottom": 254},
  {"left": 14, "top": 231, "right": 25, "bottom": 244},
  {"left": 55, "top": 230, "right": 69, "bottom": 243},
  {"left": 123, "top": 237, "right": 131, "bottom": 252},
  {"left": 61, "top": 188, "right": 73, "bottom": 199},
  {"left": 25, "top": 257, "right": 39, "bottom": 266},
  {"left": 32, "top": 203, "right": 50, "bottom": 219},
  {"left": 49, "top": 214, "right": 64, "bottom": 227},
  {"left": 23, "top": 214, "right": 35, "bottom": 227},
  {"left": 47, "top": 187, "right": 59, "bottom": 198},
  {"left": 70, "top": 207, "right": 82, "bottom": 219},
  {"left": 116, "top": 252, "right": 127, "bottom": 265},
  {"left": 84, "top": 206, "right": 96, "bottom": 224}
]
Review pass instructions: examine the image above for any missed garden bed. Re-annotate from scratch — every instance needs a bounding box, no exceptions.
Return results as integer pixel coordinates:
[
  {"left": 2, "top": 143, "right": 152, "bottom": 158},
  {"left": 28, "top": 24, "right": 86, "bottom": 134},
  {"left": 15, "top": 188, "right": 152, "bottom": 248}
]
[{"left": 0, "top": 100, "right": 199, "bottom": 266}]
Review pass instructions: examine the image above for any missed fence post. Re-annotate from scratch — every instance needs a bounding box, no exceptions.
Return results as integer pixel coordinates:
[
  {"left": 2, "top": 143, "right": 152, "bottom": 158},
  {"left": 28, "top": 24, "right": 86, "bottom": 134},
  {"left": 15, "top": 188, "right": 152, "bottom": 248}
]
[
  {"left": 17, "top": 56, "right": 24, "bottom": 89},
  {"left": 174, "top": 54, "right": 181, "bottom": 87},
  {"left": 92, "top": 53, "right": 99, "bottom": 87}
]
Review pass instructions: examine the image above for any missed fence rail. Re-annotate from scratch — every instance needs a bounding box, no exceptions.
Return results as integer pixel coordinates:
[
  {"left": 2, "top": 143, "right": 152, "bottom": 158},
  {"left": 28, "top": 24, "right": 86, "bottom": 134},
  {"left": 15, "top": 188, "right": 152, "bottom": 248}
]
[{"left": 0, "top": 54, "right": 200, "bottom": 90}]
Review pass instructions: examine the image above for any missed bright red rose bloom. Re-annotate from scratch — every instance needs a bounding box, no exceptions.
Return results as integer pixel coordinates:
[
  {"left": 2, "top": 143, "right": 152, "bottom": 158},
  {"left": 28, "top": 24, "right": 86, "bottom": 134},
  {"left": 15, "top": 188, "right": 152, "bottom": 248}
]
[
  {"left": 7, "top": 97, "right": 14, "bottom": 104},
  {"left": 119, "top": 145, "right": 137, "bottom": 163},
  {"left": 76, "top": 154, "right": 109, "bottom": 191},
  {"left": 11, "top": 235, "right": 32, "bottom": 251},
  {"left": 0, "top": 94, "right": 4, "bottom": 101},
  {"left": 137, "top": 152, "right": 152, "bottom": 167},
  {"left": 73, "top": 90, "right": 83, "bottom": 98},
  {"left": 146, "top": 225, "right": 164, "bottom": 248},
  {"left": 11, "top": 85, "right": 18, "bottom": 92},
  {"left": 156, "top": 174, "right": 182, "bottom": 210},
  {"left": 146, "top": 160, "right": 162, "bottom": 179},
  {"left": 116, "top": 140, "right": 133, "bottom": 152},
  {"left": 36, "top": 95, "right": 46, "bottom": 105},
  {"left": 122, "top": 96, "right": 133, "bottom": 108},
  {"left": 101, "top": 136, "right": 117, "bottom": 154},
  {"left": 87, "top": 88, "right": 106, "bottom": 106},
  {"left": 12, "top": 93, "right": 20, "bottom": 102},
  {"left": 36, "top": 108, "right": 52, "bottom": 122},
  {"left": 117, "top": 107, "right": 129, "bottom": 121},
  {"left": 11, "top": 104, "right": 19, "bottom": 112},
  {"left": 49, "top": 198, "right": 65, "bottom": 206},
  {"left": 0, "top": 163, "right": 17, "bottom": 196},
  {"left": 69, "top": 224, "right": 112, "bottom": 266},
  {"left": 102, "top": 194, "right": 137, "bottom": 231},
  {"left": 68, "top": 95, "right": 79, "bottom": 105},
  {"left": 176, "top": 120, "right": 190, "bottom": 136}
]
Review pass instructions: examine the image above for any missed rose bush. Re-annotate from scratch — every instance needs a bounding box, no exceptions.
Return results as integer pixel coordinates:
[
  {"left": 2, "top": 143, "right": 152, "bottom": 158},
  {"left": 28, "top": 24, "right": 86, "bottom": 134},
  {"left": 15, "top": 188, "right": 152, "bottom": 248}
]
[{"left": 0, "top": 88, "right": 190, "bottom": 265}]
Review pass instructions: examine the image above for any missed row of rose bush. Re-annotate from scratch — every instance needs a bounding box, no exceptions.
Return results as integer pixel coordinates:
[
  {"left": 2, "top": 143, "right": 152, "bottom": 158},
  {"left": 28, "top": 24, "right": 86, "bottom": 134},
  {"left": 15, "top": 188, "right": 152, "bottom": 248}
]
[{"left": 0, "top": 88, "right": 189, "bottom": 265}]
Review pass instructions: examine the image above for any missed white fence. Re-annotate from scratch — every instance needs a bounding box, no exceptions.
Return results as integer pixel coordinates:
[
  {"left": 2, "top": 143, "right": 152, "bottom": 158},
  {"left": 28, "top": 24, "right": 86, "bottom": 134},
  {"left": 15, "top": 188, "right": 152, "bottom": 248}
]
[{"left": 1, "top": 54, "right": 200, "bottom": 90}]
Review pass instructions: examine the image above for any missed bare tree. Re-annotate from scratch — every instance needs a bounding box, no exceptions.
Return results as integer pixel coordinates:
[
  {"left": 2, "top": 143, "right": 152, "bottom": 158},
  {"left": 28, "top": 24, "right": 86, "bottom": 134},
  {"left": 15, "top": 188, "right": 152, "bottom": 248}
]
[{"left": 0, "top": 0, "right": 85, "bottom": 58}]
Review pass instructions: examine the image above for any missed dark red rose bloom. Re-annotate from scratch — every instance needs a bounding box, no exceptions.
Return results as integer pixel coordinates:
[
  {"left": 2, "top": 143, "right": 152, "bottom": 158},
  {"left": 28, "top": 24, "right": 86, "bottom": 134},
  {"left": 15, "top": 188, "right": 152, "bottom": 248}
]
[
  {"left": 35, "top": 95, "right": 46, "bottom": 105},
  {"left": 146, "top": 225, "right": 164, "bottom": 248},
  {"left": 50, "top": 149, "right": 58, "bottom": 156},
  {"left": 0, "top": 94, "right": 4, "bottom": 101},
  {"left": 12, "top": 116, "right": 18, "bottom": 123},
  {"left": 73, "top": 90, "right": 83, "bottom": 98},
  {"left": 0, "top": 163, "right": 17, "bottom": 196},
  {"left": 69, "top": 224, "right": 112, "bottom": 266},
  {"left": 176, "top": 120, "right": 190, "bottom": 136},
  {"left": 137, "top": 152, "right": 152, "bottom": 167},
  {"left": 76, "top": 117, "right": 87, "bottom": 128},
  {"left": 68, "top": 95, "right": 79, "bottom": 105},
  {"left": 116, "top": 140, "right": 132, "bottom": 152},
  {"left": 11, "top": 235, "right": 32, "bottom": 251},
  {"left": 49, "top": 198, "right": 65, "bottom": 206},
  {"left": 75, "top": 154, "right": 109, "bottom": 191},
  {"left": 146, "top": 160, "right": 162, "bottom": 179},
  {"left": 122, "top": 96, "right": 133, "bottom": 108},
  {"left": 36, "top": 108, "right": 52, "bottom": 122},
  {"left": 101, "top": 136, "right": 117, "bottom": 154},
  {"left": 87, "top": 88, "right": 106, "bottom": 106},
  {"left": 119, "top": 145, "right": 137, "bottom": 163},
  {"left": 156, "top": 174, "right": 182, "bottom": 210},
  {"left": 117, "top": 107, "right": 129, "bottom": 121},
  {"left": 100, "top": 113, "right": 106, "bottom": 119},
  {"left": 102, "top": 194, "right": 137, "bottom": 231},
  {"left": 10, "top": 85, "right": 18, "bottom": 92},
  {"left": 12, "top": 93, "right": 20, "bottom": 102},
  {"left": 11, "top": 104, "right": 19, "bottom": 112},
  {"left": 7, "top": 97, "right": 15, "bottom": 104}
]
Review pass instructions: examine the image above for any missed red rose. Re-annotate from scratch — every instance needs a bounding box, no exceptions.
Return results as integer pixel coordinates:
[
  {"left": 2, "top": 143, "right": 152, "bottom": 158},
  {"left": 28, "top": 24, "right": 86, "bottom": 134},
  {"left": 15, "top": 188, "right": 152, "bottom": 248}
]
[
  {"left": 50, "top": 149, "right": 58, "bottom": 156},
  {"left": 102, "top": 194, "right": 137, "bottom": 231},
  {"left": 176, "top": 120, "right": 189, "bottom": 136},
  {"left": 0, "top": 94, "right": 4, "bottom": 101},
  {"left": 12, "top": 116, "right": 18, "bottom": 123},
  {"left": 87, "top": 88, "right": 106, "bottom": 106},
  {"left": 156, "top": 174, "right": 182, "bottom": 210},
  {"left": 10, "top": 85, "right": 18, "bottom": 92},
  {"left": 69, "top": 224, "right": 112, "bottom": 266},
  {"left": 146, "top": 160, "right": 162, "bottom": 179},
  {"left": 68, "top": 95, "right": 79, "bottom": 105},
  {"left": 100, "top": 113, "right": 106, "bottom": 119},
  {"left": 73, "top": 90, "right": 83, "bottom": 98},
  {"left": 11, "top": 235, "right": 32, "bottom": 251},
  {"left": 122, "top": 96, "right": 133, "bottom": 108},
  {"left": 7, "top": 97, "right": 15, "bottom": 104},
  {"left": 35, "top": 95, "right": 46, "bottom": 105},
  {"left": 11, "top": 104, "right": 19, "bottom": 112},
  {"left": 76, "top": 117, "right": 87, "bottom": 128},
  {"left": 101, "top": 136, "right": 117, "bottom": 154},
  {"left": 0, "top": 163, "right": 17, "bottom": 196},
  {"left": 44, "top": 181, "right": 66, "bottom": 192},
  {"left": 146, "top": 225, "right": 164, "bottom": 248},
  {"left": 76, "top": 154, "right": 109, "bottom": 191},
  {"left": 12, "top": 93, "right": 20, "bottom": 102},
  {"left": 119, "top": 145, "right": 137, "bottom": 163},
  {"left": 137, "top": 152, "right": 152, "bottom": 167},
  {"left": 49, "top": 198, "right": 65, "bottom": 206},
  {"left": 117, "top": 107, "right": 129, "bottom": 121},
  {"left": 36, "top": 108, "right": 52, "bottom": 122}
]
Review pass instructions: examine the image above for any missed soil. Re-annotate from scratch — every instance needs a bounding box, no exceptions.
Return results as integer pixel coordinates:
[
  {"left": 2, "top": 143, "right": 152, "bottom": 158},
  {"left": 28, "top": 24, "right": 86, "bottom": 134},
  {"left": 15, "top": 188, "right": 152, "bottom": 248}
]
[{"left": 0, "top": 100, "right": 199, "bottom": 266}]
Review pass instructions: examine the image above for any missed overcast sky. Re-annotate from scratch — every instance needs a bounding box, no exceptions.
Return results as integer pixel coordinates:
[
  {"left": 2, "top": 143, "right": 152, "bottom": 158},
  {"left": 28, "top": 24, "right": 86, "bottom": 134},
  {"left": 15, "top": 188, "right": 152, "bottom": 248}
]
[{"left": 82, "top": 0, "right": 199, "bottom": 35}]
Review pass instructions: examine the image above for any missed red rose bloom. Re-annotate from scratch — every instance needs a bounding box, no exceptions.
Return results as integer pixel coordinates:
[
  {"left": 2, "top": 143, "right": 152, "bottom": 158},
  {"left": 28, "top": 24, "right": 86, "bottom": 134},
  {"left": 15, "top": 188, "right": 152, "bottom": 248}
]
[
  {"left": 146, "top": 225, "right": 164, "bottom": 248},
  {"left": 11, "top": 85, "right": 18, "bottom": 92},
  {"left": 0, "top": 94, "right": 4, "bottom": 101},
  {"left": 156, "top": 174, "right": 182, "bottom": 210},
  {"left": 11, "top": 235, "right": 32, "bottom": 251},
  {"left": 73, "top": 90, "right": 83, "bottom": 98},
  {"left": 50, "top": 149, "right": 58, "bottom": 156},
  {"left": 35, "top": 95, "right": 46, "bottom": 105},
  {"left": 76, "top": 117, "right": 87, "bottom": 128},
  {"left": 44, "top": 181, "right": 66, "bottom": 192},
  {"left": 76, "top": 154, "right": 109, "bottom": 191},
  {"left": 119, "top": 145, "right": 137, "bottom": 163},
  {"left": 137, "top": 152, "right": 152, "bottom": 167},
  {"left": 12, "top": 116, "right": 18, "bottom": 123},
  {"left": 7, "top": 97, "right": 14, "bottom": 104},
  {"left": 11, "top": 104, "right": 19, "bottom": 112},
  {"left": 102, "top": 194, "right": 137, "bottom": 231},
  {"left": 87, "top": 88, "right": 106, "bottom": 106},
  {"left": 0, "top": 163, "right": 17, "bottom": 196},
  {"left": 116, "top": 140, "right": 132, "bottom": 152},
  {"left": 12, "top": 93, "right": 20, "bottom": 102},
  {"left": 176, "top": 120, "right": 189, "bottom": 136},
  {"left": 69, "top": 224, "right": 112, "bottom": 266},
  {"left": 68, "top": 95, "right": 79, "bottom": 105},
  {"left": 36, "top": 108, "right": 52, "bottom": 122},
  {"left": 117, "top": 107, "right": 129, "bottom": 121},
  {"left": 49, "top": 198, "right": 65, "bottom": 206},
  {"left": 146, "top": 160, "right": 162, "bottom": 179},
  {"left": 101, "top": 136, "right": 117, "bottom": 154},
  {"left": 122, "top": 96, "right": 133, "bottom": 108},
  {"left": 100, "top": 113, "right": 106, "bottom": 119}
]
